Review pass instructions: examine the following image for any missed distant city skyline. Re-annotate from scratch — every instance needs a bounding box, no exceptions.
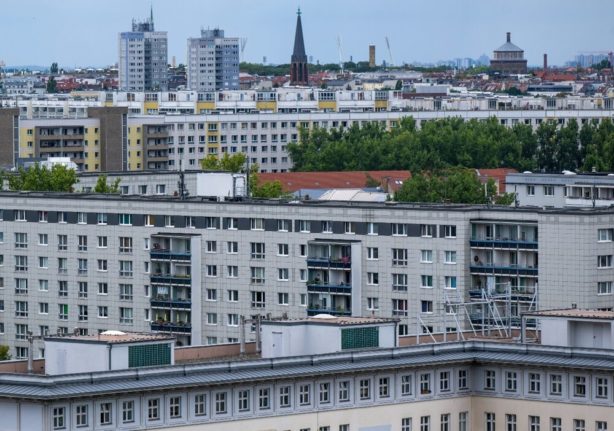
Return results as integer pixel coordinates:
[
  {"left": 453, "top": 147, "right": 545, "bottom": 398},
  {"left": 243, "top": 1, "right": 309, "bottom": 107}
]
[{"left": 2, "top": 0, "right": 614, "bottom": 68}]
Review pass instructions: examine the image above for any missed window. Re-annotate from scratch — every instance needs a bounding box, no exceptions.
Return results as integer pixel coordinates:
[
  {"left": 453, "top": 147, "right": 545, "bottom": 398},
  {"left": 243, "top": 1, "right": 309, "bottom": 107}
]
[
  {"left": 529, "top": 416, "right": 540, "bottom": 431},
  {"left": 57, "top": 234, "right": 67, "bottom": 251},
  {"left": 459, "top": 412, "right": 468, "bottom": 431},
  {"left": 420, "top": 224, "right": 434, "bottom": 237},
  {"left": 529, "top": 372, "right": 541, "bottom": 393},
  {"left": 58, "top": 304, "right": 68, "bottom": 320},
  {"left": 97, "top": 236, "right": 107, "bottom": 248},
  {"left": 485, "top": 413, "right": 496, "bottom": 431},
  {"left": 277, "top": 243, "right": 289, "bottom": 256},
  {"left": 227, "top": 265, "right": 238, "bottom": 278},
  {"left": 444, "top": 276, "right": 457, "bottom": 289},
  {"left": 278, "top": 292, "right": 289, "bottom": 305},
  {"left": 99, "top": 402, "right": 112, "bottom": 425},
  {"left": 368, "top": 222, "right": 378, "bottom": 235},
  {"left": 119, "top": 260, "right": 133, "bottom": 277},
  {"left": 367, "top": 272, "right": 379, "bottom": 285},
  {"left": 596, "top": 422, "right": 608, "bottom": 431},
  {"left": 15, "top": 324, "right": 28, "bottom": 340},
  {"left": 98, "top": 282, "right": 108, "bottom": 295},
  {"left": 550, "top": 418, "right": 562, "bottom": 431},
  {"left": 120, "top": 307, "right": 133, "bottom": 324},
  {"left": 39, "top": 302, "right": 49, "bottom": 315},
  {"left": 596, "top": 376, "right": 609, "bottom": 399},
  {"left": 574, "top": 376, "right": 586, "bottom": 397},
  {"left": 598, "top": 255, "right": 612, "bottom": 268},
  {"left": 77, "top": 235, "right": 87, "bottom": 251},
  {"left": 53, "top": 407, "right": 66, "bottom": 430},
  {"left": 15, "top": 255, "right": 28, "bottom": 271},
  {"left": 169, "top": 396, "right": 181, "bottom": 419},
  {"left": 441, "top": 414, "right": 450, "bottom": 431},
  {"left": 484, "top": 370, "right": 496, "bottom": 390},
  {"left": 97, "top": 259, "right": 108, "bottom": 272},
  {"left": 206, "top": 265, "right": 218, "bottom": 277},
  {"left": 250, "top": 242, "right": 265, "bottom": 259},
  {"left": 98, "top": 306, "right": 108, "bottom": 318},
  {"left": 421, "top": 250, "right": 433, "bottom": 263},
  {"left": 76, "top": 404, "right": 88, "bottom": 427},
  {"left": 344, "top": 221, "right": 355, "bottom": 234},
  {"left": 544, "top": 185, "right": 554, "bottom": 196},
  {"left": 443, "top": 225, "right": 457, "bottom": 238},
  {"left": 439, "top": 371, "right": 450, "bottom": 392},
  {"left": 15, "top": 301, "right": 28, "bottom": 318},
  {"left": 421, "top": 300, "right": 433, "bottom": 314},
  {"left": 299, "top": 384, "right": 311, "bottom": 405},
  {"left": 121, "top": 400, "right": 134, "bottom": 423},
  {"left": 359, "top": 379, "right": 371, "bottom": 400},
  {"left": 549, "top": 374, "right": 562, "bottom": 395},
  {"left": 38, "top": 233, "right": 48, "bottom": 246},
  {"left": 444, "top": 251, "right": 457, "bottom": 264},
  {"left": 119, "top": 284, "right": 133, "bottom": 300},
  {"left": 78, "top": 258, "right": 88, "bottom": 274},
  {"left": 367, "top": 247, "right": 379, "bottom": 260},
  {"left": 393, "top": 299, "right": 408, "bottom": 316},
  {"left": 392, "top": 248, "right": 408, "bottom": 266},
  {"left": 279, "top": 385, "right": 291, "bottom": 407},
  {"left": 573, "top": 420, "right": 585, "bottom": 431},
  {"left": 206, "top": 289, "right": 217, "bottom": 301},
  {"left": 238, "top": 389, "right": 250, "bottom": 412},
  {"left": 420, "top": 416, "right": 431, "bottom": 431},
  {"left": 420, "top": 373, "right": 431, "bottom": 394},
  {"left": 598, "top": 228, "right": 614, "bottom": 242},
  {"left": 379, "top": 377, "right": 390, "bottom": 398},
  {"left": 119, "top": 214, "right": 132, "bottom": 226},
  {"left": 506, "top": 371, "right": 517, "bottom": 392},
  {"left": 227, "top": 290, "right": 239, "bottom": 302},
  {"left": 250, "top": 267, "right": 265, "bottom": 284},
  {"left": 527, "top": 185, "right": 535, "bottom": 196},
  {"left": 15, "top": 232, "right": 28, "bottom": 248},
  {"left": 338, "top": 380, "right": 350, "bottom": 402},
  {"left": 227, "top": 241, "right": 238, "bottom": 254},
  {"left": 15, "top": 210, "right": 26, "bottom": 221},
  {"left": 223, "top": 217, "right": 238, "bottom": 230},
  {"left": 278, "top": 219, "right": 291, "bottom": 231},
  {"left": 392, "top": 223, "right": 407, "bottom": 236},
  {"left": 250, "top": 218, "right": 264, "bottom": 230},
  {"left": 39, "top": 279, "right": 49, "bottom": 292},
  {"left": 194, "top": 394, "right": 206, "bottom": 417},
  {"left": 394, "top": 374, "right": 411, "bottom": 397},
  {"left": 598, "top": 282, "right": 613, "bottom": 295},
  {"left": 15, "top": 278, "right": 28, "bottom": 294},
  {"left": 421, "top": 275, "right": 433, "bottom": 288},
  {"left": 251, "top": 291, "right": 265, "bottom": 308},
  {"left": 78, "top": 305, "right": 88, "bottom": 321},
  {"left": 227, "top": 314, "right": 239, "bottom": 326},
  {"left": 505, "top": 414, "right": 517, "bottom": 431},
  {"left": 119, "top": 237, "right": 133, "bottom": 253},
  {"left": 298, "top": 220, "right": 311, "bottom": 232},
  {"left": 402, "top": 418, "right": 413, "bottom": 431},
  {"left": 147, "top": 398, "right": 160, "bottom": 421},
  {"left": 392, "top": 273, "right": 408, "bottom": 292},
  {"left": 321, "top": 221, "right": 332, "bottom": 233},
  {"left": 257, "top": 388, "right": 271, "bottom": 410}
]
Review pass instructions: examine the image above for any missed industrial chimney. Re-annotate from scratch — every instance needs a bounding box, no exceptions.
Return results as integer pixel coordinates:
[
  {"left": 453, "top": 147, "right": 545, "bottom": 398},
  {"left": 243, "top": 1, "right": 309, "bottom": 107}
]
[
  {"left": 543, "top": 53, "right": 548, "bottom": 71},
  {"left": 506, "top": 32, "right": 511, "bottom": 43}
]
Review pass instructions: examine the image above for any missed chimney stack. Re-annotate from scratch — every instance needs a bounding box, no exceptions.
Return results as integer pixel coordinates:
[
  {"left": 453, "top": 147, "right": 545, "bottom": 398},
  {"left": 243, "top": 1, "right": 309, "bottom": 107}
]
[
  {"left": 506, "top": 32, "right": 511, "bottom": 43},
  {"left": 543, "top": 53, "right": 548, "bottom": 71}
]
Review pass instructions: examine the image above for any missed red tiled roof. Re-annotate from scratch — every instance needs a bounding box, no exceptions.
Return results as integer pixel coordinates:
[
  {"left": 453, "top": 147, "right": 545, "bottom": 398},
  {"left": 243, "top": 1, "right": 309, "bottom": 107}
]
[
  {"left": 258, "top": 170, "right": 411, "bottom": 192},
  {"left": 475, "top": 168, "right": 517, "bottom": 192}
]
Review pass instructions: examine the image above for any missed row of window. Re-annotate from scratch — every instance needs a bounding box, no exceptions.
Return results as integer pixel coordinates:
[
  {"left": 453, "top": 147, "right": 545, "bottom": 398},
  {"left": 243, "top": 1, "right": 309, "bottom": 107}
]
[
  {"left": 484, "top": 413, "right": 607, "bottom": 431},
  {"left": 5, "top": 255, "right": 134, "bottom": 276},
  {"left": 9, "top": 304, "right": 133, "bottom": 322}
]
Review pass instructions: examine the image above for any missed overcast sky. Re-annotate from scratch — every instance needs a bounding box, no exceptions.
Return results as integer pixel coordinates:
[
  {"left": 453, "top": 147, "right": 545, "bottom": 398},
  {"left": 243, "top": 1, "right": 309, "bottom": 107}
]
[{"left": 2, "top": 0, "right": 614, "bottom": 68}]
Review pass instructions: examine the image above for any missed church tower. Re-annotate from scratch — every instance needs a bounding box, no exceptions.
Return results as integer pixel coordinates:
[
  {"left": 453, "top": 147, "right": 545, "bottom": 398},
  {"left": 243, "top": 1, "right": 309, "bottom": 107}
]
[{"left": 290, "top": 8, "right": 308, "bottom": 86}]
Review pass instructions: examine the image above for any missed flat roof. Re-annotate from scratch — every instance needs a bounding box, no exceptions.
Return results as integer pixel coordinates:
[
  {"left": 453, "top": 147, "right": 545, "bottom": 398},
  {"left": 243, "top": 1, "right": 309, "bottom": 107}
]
[
  {"left": 524, "top": 308, "right": 614, "bottom": 320},
  {"left": 45, "top": 332, "right": 174, "bottom": 345},
  {"left": 262, "top": 316, "right": 397, "bottom": 326}
]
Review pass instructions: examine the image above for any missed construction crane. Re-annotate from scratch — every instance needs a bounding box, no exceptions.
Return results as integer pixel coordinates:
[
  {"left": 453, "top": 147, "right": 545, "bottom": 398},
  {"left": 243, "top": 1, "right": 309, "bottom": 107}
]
[
  {"left": 240, "top": 38, "right": 248, "bottom": 60},
  {"left": 385, "top": 37, "right": 394, "bottom": 67},
  {"left": 337, "top": 35, "right": 344, "bottom": 74}
]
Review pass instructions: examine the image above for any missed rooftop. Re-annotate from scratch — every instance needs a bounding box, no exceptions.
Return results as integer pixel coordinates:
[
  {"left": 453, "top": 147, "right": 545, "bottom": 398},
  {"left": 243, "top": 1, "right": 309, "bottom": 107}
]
[
  {"left": 45, "top": 331, "right": 174, "bottom": 345},
  {"left": 258, "top": 170, "right": 410, "bottom": 192},
  {"left": 263, "top": 315, "right": 397, "bottom": 326},
  {"left": 524, "top": 308, "right": 614, "bottom": 320}
]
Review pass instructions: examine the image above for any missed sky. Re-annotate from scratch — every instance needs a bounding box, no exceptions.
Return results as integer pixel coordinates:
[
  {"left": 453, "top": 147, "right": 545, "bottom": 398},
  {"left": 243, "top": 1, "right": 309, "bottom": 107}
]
[{"left": 2, "top": 0, "right": 614, "bottom": 68}]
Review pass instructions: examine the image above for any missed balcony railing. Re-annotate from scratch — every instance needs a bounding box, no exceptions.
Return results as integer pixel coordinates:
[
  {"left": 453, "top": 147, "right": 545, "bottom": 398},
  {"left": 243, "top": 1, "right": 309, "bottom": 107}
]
[
  {"left": 150, "top": 297, "right": 192, "bottom": 309},
  {"left": 470, "top": 239, "right": 538, "bottom": 250},
  {"left": 150, "top": 249, "right": 191, "bottom": 261},
  {"left": 470, "top": 264, "right": 538, "bottom": 276},
  {"left": 306, "top": 257, "right": 351, "bottom": 269},
  {"left": 306, "top": 282, "right": 352, "bottom": 294},
  {"left": 150, "top": 274, "right": 192, "bottom": 285},
  {"left": 151, "top": 322, "right": 192, "bottom": 333},
  {"left": 468, "top": 288, "right": 536, "bottom": 301},
  {"left": 307, "top": 307, "right": 351, "bottom": 317}
]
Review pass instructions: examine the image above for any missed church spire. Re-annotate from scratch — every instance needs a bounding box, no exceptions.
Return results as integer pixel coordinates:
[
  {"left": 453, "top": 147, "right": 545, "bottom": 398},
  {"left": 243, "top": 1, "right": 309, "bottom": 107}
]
[{"left": 290, "top": 7, "right": 308, "bottom": 86}]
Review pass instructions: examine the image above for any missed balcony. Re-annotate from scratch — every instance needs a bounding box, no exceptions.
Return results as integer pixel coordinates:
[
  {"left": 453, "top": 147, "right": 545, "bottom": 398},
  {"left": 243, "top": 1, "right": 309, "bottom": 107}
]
[
  {"left": 468, "top": 287, "right": 536, "bottom": 301},
  {"left": 307, "top": 307, "right": 351, "bottom": 317},
  {"left": 150, "top": 297, "right": 192, "bottom": 309},
  {"left": 150, "top": 249, "right": 191, "bottom": 261},
  {"left": 470, "top": 238, "right": 538, "bottom": 250},
  {"left": 470, "top": 264, "right": 538, "bottom": 277},
  {"left": 150, "top": 274, "right": 192, "bottom": 285},
  {"left": 306, "top": 282, "right": 352, "bottom": 294},
  {"left": 306, "top": 256, "right": 351, "bottom": 269},
  {"left": 151, "top": 321, "right": 192, "bottom": 333}
]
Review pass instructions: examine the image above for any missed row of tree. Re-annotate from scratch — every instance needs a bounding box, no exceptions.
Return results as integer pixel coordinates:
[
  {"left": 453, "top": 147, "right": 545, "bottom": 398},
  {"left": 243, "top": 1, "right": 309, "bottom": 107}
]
[
  {"left": 5, "top": 165, "right": 120, "bottom": 193},
  {"left": 287, "top": 117, "right": 614, "bottom": 174}
]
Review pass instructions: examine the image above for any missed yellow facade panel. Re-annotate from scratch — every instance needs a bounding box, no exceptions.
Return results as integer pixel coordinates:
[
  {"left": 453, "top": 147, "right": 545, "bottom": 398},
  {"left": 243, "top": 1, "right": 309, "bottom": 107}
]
[
  {"left": 318, "top": 101, "right": 337, "bottom": 111},
  {"left": 256, "top": 101, "right": 277, "bottom": 111}
]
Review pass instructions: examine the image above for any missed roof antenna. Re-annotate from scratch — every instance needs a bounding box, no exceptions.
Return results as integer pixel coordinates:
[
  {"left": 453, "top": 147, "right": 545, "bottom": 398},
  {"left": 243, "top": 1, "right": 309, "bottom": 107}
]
[{"left": 178, "top": 158, "right": 188, "bottom": 200}]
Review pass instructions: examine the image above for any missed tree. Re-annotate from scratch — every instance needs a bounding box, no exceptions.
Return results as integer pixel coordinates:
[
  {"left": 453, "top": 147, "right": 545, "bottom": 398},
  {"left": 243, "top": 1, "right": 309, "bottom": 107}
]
[
  {"left": 0, "top": 345, "right": 11, "bottom": 361},
  {"left": 93, "top": 175, "right": 121, "bottom": 193},
  {"left": 8, "top": 164, "right": 77, "bottom": 192},
  {"left": 46, "top": 76, "right": 57, "bottom": 93},
  {"left": 50, "top": 62, "right": 59, "bottom": 75},
  {"left": 200, "top": 153, "right": 247, "bottom": 173}
]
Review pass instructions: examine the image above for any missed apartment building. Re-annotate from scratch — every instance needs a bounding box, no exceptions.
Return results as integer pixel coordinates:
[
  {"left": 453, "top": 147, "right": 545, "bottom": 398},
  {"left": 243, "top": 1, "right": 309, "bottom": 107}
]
[
  {"left": 187, "top": 29, "right": 240, "bottom": 91},
  {"left": 0, "top": 193, "right": 613, "bottom": 358},
  {"left": 2, "top": 337, "right": 614, "bottom": 430},
  {"left": 118, "top": 13, "right": 168, "bottom": 91}
]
